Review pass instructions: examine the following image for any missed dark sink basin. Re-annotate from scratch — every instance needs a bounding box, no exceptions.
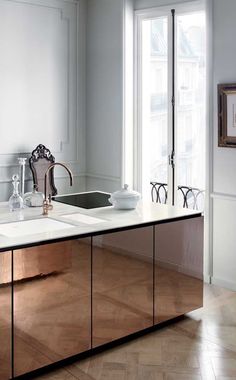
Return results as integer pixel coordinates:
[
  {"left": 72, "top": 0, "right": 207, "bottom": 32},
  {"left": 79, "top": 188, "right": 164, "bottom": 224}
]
[{"left": 53, "top": 191, "right": 111, "bottom": 209}]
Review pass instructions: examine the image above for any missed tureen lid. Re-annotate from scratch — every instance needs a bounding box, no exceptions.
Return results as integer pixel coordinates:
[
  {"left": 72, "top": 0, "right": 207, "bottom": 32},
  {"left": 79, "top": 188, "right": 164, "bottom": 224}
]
[{"left": 110, "top": 184, "right": 141, "bottom": 200}]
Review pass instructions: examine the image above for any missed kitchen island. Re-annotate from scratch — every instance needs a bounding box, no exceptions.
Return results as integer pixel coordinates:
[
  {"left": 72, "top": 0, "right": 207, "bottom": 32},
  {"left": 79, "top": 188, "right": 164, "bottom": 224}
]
[{"left": 0, "top": 195, "right": 203, "bottom": 379}]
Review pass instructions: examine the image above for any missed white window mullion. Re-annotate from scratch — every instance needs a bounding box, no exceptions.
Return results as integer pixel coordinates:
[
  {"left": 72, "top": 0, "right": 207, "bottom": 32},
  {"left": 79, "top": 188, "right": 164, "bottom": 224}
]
[
  {"left": 134, "top": 14, "right": 143, "bottom": 193},
  {"left": 167, "top": 11, "right": 174, "bottom": 205}
]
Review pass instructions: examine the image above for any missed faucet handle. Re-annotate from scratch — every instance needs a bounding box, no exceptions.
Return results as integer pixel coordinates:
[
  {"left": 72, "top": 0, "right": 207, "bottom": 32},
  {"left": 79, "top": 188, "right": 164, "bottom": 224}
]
[
  {"left": 48, "top": 203, "right": 53, "bottom": 211},
  {"left": 42, "top": 199, "right": 53, "bottom": 216}
]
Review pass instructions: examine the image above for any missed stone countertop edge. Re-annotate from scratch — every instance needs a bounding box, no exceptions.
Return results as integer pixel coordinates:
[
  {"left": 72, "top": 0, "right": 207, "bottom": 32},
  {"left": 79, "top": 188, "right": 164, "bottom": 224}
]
[{"left": 0, "top": 200, "right": 202, "bottom": 252}]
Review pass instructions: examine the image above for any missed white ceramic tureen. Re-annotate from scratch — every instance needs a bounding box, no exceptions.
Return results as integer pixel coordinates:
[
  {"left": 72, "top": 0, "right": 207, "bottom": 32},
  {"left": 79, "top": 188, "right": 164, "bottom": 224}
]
[
  {"left": 109, "top": 184, "right": 141, "bottom": 210},
  {"left": 23, "top": 185, "right": 44, "bottom": 207}
]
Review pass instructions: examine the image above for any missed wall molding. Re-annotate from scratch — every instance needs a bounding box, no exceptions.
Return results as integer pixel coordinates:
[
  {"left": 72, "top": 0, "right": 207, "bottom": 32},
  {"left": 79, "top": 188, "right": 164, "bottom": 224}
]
[
  {"left": 0, "top": 168, "right": 119, "bottom": 185},
  {"left": 0, "top": 161, "right": 82, "bottom": 183},
  {"left": 0, "top": 173, "right": 86, "bottom": 185},
  {"left": 86, "top": 173, "right": 121, "bottom": 183},
  {"left": 0, "top": 0, "right": 79, "bottom": 159},
  {"left": 2, "top": 0, "right": 78, "bottom": 11},
  {"left": 0, "top": 160, "right": 81, "bottom": 168},
  {"left": 211, "top": 192, "right": 236, "bottom": 201}
]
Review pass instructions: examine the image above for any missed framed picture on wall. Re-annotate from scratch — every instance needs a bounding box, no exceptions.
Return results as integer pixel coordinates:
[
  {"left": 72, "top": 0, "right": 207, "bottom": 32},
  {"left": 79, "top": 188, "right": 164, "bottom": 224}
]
[{"left": 218, "top": 83, "right": 236, "bottom": 147}]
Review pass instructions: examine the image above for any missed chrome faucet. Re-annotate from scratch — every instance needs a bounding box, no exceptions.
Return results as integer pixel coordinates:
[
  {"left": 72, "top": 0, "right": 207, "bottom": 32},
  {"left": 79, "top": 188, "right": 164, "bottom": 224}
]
[{"left": 43, "top": 162, "right": 73, "bottom": 216}]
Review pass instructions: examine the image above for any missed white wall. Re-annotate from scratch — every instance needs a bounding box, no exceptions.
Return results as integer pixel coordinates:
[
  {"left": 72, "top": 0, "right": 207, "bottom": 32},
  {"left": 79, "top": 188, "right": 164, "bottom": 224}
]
[
  {"left": 86, "top": 0, "right": 124, "bottom": 192},
  {"left": 211, "top": 0, "right": 236, "bottom": 290},
  {"left": 0, "top": 0, "right": 87, "bottom": 201},
  {"left": 134, "top": 0, "right": 236, "bottom": 291}
]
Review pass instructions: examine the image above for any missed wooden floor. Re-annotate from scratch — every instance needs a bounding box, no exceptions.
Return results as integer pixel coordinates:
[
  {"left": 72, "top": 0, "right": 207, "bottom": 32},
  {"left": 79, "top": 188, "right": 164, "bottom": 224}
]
[{"left": 35, "top": 284, "right": 236, "bottom": 380}]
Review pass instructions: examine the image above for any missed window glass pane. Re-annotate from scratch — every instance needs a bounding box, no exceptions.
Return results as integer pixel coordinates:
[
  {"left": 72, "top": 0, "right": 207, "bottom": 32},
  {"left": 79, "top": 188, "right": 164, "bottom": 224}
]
[
  {"left": 141, "top": 17, "right": 168, "bottom": 201},
  {"left": 176, "top": 12, "right": 206, "bottom": 210}
]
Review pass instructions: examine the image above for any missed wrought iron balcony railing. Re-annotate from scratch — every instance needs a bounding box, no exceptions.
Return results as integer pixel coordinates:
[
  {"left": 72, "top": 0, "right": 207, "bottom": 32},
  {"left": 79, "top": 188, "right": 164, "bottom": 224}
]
[{"left": 150, "top": 181, "right": 204, "bottom": 210}]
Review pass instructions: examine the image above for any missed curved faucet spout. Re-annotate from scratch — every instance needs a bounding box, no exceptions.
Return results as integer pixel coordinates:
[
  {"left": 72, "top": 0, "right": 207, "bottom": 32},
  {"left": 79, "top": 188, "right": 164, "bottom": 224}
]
[{"left": 43, "top": 162, "right": 73, "bottom": 215}]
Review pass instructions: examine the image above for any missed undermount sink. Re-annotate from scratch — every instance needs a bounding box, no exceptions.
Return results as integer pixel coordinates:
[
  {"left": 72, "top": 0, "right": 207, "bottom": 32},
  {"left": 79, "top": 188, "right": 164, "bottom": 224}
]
[
  {"left": 61, "top": 213, "right": 106, "bottom": 225},
  {"left": 0, "top": 218, "right": 74, "bottom": 238}
]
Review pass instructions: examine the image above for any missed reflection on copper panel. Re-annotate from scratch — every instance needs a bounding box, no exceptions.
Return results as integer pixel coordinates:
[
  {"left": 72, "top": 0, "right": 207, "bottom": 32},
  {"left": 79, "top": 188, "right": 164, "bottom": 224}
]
[
  {"left": 0, "top": 251, "right": 11, "bottom": 380},
  {"left": 154, "top": 217, "right": 204, "bottom": 324},
  {"left": 92, "top": 227, "right": 153, "bottom": 348},
  {"left": 13, "top": 239, "right": 91, "bottom": 377}
]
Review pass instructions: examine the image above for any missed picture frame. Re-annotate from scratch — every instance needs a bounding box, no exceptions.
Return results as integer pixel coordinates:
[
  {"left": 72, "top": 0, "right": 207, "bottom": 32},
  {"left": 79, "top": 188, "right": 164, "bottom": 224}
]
[{"left": 218, "top": 83, "right": 236, "bottom": 147}]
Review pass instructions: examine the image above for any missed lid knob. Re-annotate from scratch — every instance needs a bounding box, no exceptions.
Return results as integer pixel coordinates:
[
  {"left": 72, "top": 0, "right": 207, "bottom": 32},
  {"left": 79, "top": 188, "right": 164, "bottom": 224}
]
[
  {"left": 124, "top": 184, "right": 129, "bottom": 190},
  {"left": 12, "top": 174, "right": 19, "bottom": 182}
]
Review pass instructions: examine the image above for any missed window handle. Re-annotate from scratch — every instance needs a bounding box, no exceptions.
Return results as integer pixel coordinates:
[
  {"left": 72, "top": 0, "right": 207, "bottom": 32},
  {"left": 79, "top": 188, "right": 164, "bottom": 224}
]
[{"left": 168, "top": 151, "right": 175, "bottom": 168}]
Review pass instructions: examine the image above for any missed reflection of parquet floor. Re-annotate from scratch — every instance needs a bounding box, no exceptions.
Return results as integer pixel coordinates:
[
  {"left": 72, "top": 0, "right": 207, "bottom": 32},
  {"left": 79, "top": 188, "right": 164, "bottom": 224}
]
[
  {"left": 1, "top": 242, "right": 235, "bottom": 379},
  {"left": 38, "top": 284, "right": 236, "bottom": 380}
]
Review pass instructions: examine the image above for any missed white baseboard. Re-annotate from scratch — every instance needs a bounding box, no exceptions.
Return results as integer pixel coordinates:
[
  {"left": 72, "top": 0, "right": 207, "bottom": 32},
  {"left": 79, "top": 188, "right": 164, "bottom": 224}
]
[
  {"left": 204, "top": 274, "right": 211, "bottom": 284},
  {"left": 211, "top": 276, "right": 236, "bottom": 291}
]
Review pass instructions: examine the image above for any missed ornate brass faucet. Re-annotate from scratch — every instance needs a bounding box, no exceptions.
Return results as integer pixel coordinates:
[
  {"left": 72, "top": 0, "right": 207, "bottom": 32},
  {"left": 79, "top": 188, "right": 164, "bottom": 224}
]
[{"left": 43, "top": 162, "right": 73, "bottom": 215}]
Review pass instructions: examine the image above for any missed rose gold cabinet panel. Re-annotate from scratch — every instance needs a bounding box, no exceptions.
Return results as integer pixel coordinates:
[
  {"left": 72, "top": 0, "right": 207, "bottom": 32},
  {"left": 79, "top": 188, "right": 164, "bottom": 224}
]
[
  {"left": 13, "top": 239, "right": 91, "bottom": 377},
  {"left": 0, "top": 251, "right": 11, "bottom": 380},
  {"left": 92, "top": 227, "right": 153, "bottom": 348},
  {"left": 0, "top": 242, "right": 72, "bottom": 284},
  {"left": 154, "top": 217, "right": 204, "bottom": 324}
]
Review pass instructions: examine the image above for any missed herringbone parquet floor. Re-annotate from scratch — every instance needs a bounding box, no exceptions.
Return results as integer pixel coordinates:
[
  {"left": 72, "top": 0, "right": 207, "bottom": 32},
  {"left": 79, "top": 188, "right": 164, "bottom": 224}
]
[{"left": 37, "top": 284, "right": 236, "bottom": 380}]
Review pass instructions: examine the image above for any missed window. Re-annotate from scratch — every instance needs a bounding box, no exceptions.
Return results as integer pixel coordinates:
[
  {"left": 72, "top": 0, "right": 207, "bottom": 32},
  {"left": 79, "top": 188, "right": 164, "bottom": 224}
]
[{"left": 134, "top": 2, "right": 206, "bottom": 209}]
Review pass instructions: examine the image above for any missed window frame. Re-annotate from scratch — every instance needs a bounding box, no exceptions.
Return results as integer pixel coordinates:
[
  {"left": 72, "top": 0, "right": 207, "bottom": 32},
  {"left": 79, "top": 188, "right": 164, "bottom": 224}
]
[{"left": 133, "top": 0, "right": 206, "bottom": 201}]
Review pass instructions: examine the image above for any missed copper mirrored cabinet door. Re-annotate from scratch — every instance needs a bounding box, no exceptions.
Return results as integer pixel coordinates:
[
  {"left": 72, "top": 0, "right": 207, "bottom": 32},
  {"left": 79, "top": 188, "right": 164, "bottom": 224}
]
[
  {"left": 13, "top": 239, "right": 91, "bottom": 377},
  {"left": 92, "top": 227, "right": 153, "bottom": 348},
  {"left": 0, "top": 251, "right": 12, "bottom": 379},
  {"left": 154, "top": 217, "right": 203, "bottom": 324}
]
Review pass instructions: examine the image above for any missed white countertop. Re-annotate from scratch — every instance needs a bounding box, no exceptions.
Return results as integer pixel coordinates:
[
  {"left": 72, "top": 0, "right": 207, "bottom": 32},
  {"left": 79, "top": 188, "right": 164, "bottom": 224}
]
[{"left": 0, "top": 199, "right": 202, "bottom": 251}]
